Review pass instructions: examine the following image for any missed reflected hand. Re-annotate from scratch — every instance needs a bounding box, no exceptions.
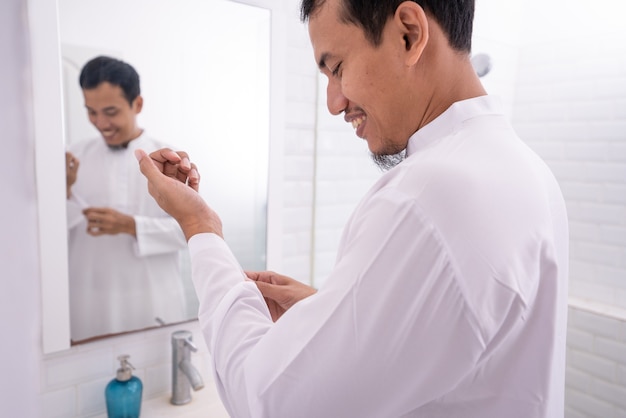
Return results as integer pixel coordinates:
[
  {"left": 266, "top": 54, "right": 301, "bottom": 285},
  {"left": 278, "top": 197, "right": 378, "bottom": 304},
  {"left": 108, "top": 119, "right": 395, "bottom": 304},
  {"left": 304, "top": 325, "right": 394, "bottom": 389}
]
[
  {"left": 246, "top": 271, "right": 317, "bottom": 322},
  {"left": 135, "top": 148, "right": 223, "bottom": 240},
  {"left": 65, "top": 152, "right": 79, "bottom": 199},
  {"left": 83, "top": 207, "right": 136, "bottom": 237}
]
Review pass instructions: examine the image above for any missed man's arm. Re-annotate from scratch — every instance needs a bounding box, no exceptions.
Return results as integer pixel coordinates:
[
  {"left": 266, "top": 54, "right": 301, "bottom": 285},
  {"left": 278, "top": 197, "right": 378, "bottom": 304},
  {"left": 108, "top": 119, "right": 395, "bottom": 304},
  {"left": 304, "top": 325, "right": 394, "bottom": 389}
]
[
  {"left": 186, "top": 193, "right": 485, "bottom": 418},
  {"left": 136, "top": 148, "right": 485, "bottom": 417}
]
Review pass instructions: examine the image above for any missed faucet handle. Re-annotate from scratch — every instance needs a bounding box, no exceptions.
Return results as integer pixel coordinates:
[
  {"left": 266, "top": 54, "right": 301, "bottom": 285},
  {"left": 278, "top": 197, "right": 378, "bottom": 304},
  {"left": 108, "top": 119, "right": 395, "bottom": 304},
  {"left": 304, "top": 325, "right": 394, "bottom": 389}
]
[
  {"left": 172, "top": 330, "right": 199, "bottom": 353},
  {"left": 184, "top": 336, "right": 198, "bottom": 353}
]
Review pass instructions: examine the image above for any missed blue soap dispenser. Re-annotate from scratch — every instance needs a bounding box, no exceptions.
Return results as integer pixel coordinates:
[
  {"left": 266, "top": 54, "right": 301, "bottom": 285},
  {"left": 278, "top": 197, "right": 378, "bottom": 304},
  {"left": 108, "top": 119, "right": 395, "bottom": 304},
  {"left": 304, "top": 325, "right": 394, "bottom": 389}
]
[{"left": 105, "top": 354, "right": 143, "bottom": 418}]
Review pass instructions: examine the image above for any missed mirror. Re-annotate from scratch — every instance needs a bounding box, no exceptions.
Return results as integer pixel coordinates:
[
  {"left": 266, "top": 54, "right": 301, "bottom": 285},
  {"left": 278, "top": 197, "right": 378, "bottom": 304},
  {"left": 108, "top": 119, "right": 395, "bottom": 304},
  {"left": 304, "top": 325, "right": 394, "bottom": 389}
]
[
  {"left": 59, "top": 0, "right": 270, "bottom": 343},
  {"left": 29, "top": 0, "right": 286, "bottom": 352}
]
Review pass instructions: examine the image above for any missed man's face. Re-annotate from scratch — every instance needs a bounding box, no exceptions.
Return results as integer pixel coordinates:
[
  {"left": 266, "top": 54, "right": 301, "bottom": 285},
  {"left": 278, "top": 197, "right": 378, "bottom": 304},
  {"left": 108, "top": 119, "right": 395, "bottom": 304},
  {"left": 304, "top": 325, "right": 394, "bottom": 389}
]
[
  {"left": 83, "top": 82, "right": 142, "bottom": 147},
  {"left": 308, "top": 0, "right": 417, "bottom": 158}
]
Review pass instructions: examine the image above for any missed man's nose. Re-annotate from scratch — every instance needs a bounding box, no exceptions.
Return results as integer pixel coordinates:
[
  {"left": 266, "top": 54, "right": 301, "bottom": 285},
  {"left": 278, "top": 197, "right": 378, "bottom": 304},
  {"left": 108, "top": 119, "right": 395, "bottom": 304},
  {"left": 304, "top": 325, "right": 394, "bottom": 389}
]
[
  {"left": 93, "top": 114, "right": 110, "bottom": 129},
  {"left": 326, "top": 79, "right": 348, "bottom": 116}
]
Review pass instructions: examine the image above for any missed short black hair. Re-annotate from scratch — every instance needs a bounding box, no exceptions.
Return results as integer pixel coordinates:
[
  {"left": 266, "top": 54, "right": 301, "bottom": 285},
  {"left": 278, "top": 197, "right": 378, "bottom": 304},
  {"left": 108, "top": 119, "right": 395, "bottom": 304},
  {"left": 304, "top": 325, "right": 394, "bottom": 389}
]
[
  {"left": 79, "top": 56, "right": 141, "bottom": 106},
  {"left": 300, "top": 0, "right": 474, "bottom": 52}
]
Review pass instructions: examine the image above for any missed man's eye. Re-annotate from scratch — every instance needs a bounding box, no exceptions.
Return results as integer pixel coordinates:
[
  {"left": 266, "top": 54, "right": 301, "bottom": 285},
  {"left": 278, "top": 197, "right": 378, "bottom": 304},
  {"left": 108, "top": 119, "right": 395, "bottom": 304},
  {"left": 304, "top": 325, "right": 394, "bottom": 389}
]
[
  {"left": 331, "top": 62, "right": 342, "bottom": 77},
  {"left": 104, "top": 110, "right": 118, "bottom": 117}
]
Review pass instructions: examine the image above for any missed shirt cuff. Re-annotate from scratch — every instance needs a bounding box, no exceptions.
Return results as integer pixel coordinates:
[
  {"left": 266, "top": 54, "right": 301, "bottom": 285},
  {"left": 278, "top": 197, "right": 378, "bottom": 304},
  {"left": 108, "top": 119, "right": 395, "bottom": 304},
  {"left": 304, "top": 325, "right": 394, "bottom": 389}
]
[{"left": 188, "top": 232, "right": 226, "bottom": 257}]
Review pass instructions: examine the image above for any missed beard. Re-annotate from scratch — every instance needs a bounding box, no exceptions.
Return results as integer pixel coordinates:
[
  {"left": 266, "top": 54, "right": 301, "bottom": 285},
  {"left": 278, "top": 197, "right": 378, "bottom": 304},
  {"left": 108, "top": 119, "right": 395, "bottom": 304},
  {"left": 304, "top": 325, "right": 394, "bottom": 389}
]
[{"left": 371, "top": 148, "right": 406, "bottom": 171}]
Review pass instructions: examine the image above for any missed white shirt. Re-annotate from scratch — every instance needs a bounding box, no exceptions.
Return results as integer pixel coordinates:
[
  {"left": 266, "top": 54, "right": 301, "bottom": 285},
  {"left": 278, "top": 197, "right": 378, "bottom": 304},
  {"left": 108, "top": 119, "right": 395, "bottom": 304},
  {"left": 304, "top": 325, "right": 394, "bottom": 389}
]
[
  {"left": 189, "top": 96, "right": 569, "bottom": 417},
  {"left": 67, "top": 133, "right": 188, "bottom": 341}
]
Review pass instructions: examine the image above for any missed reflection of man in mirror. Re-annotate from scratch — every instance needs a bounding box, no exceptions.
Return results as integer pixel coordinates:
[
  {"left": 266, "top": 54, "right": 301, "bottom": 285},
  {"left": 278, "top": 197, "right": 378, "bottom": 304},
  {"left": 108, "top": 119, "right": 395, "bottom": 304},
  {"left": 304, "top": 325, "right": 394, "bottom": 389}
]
[{"left": 65, "top": 56, "right": 188, "bottom": 342}]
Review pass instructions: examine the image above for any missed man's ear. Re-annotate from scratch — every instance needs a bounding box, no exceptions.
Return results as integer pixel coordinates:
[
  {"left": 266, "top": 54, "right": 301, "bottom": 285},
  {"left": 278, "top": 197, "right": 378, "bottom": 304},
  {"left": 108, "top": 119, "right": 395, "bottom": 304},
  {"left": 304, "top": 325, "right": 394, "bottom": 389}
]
[
  {"left": 133, "top": 95, "right": 144, "bottom": 113},
  {"left": 395, "top": 1, "right": 429, "bottom": 66}
]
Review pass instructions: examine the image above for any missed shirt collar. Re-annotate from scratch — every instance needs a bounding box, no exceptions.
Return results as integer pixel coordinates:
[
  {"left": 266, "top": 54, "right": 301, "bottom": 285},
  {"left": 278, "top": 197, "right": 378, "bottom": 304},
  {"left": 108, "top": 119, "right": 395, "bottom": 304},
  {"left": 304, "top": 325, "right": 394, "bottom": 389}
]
[
  {"left": 406, "top": 95, "right": 504, "bottom": 157},
  {"left": 107, "top": 130, "right": 146, "bottom": 152}
]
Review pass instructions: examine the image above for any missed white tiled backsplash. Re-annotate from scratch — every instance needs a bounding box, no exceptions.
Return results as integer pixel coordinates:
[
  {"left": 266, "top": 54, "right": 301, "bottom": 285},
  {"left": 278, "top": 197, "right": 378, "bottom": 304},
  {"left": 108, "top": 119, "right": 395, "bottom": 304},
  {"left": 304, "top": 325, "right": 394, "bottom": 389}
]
[
  {"left": 41, "top": 323, "right": 211, "bottom": 418},
  {"left": 566, "top": 307, "right": 626, "bottom": 417}
]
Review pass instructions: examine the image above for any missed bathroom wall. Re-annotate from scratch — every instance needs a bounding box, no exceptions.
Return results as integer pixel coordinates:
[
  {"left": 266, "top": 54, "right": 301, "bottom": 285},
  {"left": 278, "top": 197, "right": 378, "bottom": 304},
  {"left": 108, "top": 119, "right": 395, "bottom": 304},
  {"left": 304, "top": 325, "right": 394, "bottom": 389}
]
[
  {"left": 564, "top": 308, "right": 626, "bottom": 417},
  {"left": 41, "top": 323, "right": 211, "bottom": 417},
  {"left": 0, "top": 0, "right": 42, "bottom": 417},
  {"left": 279, "top": 8, "right": 318, "bottom": 282}
]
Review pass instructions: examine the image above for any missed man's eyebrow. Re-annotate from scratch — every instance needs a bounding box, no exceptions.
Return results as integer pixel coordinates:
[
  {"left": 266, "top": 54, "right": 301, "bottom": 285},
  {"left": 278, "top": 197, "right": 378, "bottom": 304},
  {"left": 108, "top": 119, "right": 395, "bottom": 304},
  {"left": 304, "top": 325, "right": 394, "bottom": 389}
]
[{"left": 83, "top": 105, "right": 118, "bottom": 112}]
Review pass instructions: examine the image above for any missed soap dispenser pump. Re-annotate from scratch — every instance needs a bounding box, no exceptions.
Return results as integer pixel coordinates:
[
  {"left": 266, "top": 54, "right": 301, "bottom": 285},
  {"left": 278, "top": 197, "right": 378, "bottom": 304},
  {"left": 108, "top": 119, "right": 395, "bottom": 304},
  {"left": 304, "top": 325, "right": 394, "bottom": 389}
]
[{"left": 105, "top": 354, "right": 143, "bottom": 418}]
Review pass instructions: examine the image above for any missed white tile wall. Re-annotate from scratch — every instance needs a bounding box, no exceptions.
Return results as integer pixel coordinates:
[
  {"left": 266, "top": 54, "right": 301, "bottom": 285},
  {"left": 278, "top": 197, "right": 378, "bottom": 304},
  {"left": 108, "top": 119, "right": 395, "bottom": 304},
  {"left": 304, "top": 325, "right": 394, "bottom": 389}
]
[
  {"left": 41, "top": 323, "right": 211, "bottom": 418},
  {"left": 280, "top": 9, "right": 318, "bottom": 284},
  {"left": 566, "top": 306, "right": 626, "bottom": 417}
]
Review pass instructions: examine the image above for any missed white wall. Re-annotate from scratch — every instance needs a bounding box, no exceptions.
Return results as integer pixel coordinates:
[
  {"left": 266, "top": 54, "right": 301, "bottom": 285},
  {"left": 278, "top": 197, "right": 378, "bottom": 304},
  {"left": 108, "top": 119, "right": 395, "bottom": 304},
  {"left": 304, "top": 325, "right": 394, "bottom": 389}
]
[
  {"left": 472, "top": 0, "right": 524, "bottom": 115},
  {"left": 0, "top": 1, "right": 42, "bottom": 417},
  {"left": 279, "top": 3, "right": 318, "bottom": 282}
]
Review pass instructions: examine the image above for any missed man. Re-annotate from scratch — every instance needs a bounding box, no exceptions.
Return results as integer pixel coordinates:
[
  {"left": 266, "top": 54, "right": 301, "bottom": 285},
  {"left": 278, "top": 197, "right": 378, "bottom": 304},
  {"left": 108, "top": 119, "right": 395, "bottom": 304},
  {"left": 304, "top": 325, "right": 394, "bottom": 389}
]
[
  {"left": 136, "top": 0, "right": 569, "bottom": 416},
  {"left": 66, "top": 56, "right": 190, "bottom": 342}
]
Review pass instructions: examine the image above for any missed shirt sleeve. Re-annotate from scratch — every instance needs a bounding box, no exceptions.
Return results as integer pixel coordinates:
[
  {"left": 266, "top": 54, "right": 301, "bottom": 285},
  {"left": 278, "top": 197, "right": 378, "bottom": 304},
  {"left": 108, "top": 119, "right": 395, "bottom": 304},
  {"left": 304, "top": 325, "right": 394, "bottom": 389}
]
[
  {"left": 189, "top": 189, "right": 486, "bottom": 418},
  {"left": 66, "top": 192, "right": 88, "bottom": 230},
  {"left": 133, "top": 215, "right": 187, "bottom": 256}
]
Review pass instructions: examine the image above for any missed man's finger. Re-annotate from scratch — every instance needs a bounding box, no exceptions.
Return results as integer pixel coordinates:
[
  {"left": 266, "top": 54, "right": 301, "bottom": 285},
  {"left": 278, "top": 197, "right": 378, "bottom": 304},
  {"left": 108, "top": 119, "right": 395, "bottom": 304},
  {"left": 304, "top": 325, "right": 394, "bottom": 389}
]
[
  {"left": 188, "top": 163, "right": 200, "bottom": 192},
  {"left": 147, "top": 148, "right": 181, "bottom": 165}
]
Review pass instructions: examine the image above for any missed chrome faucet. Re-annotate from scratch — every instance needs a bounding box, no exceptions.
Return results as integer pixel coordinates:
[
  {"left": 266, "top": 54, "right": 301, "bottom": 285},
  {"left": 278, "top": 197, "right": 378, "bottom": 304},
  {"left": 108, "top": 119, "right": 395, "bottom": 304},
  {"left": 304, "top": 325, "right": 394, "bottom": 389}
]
[{"left": 171, "top": 330, "right": 205, "bottom": 405}]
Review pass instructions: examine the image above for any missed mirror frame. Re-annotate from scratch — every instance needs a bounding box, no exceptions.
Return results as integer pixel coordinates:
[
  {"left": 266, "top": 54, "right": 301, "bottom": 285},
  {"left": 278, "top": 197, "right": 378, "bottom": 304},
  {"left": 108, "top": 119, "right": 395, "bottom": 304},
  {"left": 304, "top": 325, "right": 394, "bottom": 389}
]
[{"left": 28, "top": 0, "right": 286, "bottom": 353}]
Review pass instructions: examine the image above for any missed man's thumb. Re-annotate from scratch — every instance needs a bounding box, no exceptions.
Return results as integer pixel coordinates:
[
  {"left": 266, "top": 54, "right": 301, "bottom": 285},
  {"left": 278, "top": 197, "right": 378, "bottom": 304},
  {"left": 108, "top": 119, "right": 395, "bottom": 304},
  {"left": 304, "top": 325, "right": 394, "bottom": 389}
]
[
  {"left": 135, "top": 149, "right": 158, "bottom": 180},
  {"left": 254, "top": 280, "right": 280, "bottom": 301}
]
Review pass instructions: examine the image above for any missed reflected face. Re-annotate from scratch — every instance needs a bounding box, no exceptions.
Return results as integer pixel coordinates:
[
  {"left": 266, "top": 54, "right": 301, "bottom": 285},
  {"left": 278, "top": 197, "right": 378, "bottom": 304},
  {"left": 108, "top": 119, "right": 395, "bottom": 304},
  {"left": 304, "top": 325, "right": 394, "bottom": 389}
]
[
  {"left": 308, "top": 0, "right": 412, "bottom": 156},
  {"left": 83, "top": 82, "right": 143, "bottom": 147}
]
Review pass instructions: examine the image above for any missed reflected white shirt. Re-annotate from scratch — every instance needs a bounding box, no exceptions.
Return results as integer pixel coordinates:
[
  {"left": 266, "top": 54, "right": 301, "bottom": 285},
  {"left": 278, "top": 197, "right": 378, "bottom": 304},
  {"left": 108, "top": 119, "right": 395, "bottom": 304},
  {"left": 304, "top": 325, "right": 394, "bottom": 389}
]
[
  {"left": 190, "top": 96, "right": 569, "bottom": 417},
  {"left": 67, "top": 133, "right": 188, "bottom": 341}
]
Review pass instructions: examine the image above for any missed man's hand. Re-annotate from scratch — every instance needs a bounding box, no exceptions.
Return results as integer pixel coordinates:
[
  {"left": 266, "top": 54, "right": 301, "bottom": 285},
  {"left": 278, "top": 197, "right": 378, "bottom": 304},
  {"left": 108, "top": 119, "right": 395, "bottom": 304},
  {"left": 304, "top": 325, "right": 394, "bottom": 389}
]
[
  {"left": 246, "top": 271, "right": 317, "bottom": 322},
  {"left": 83, "top": 207, "right": 136, "bottom": 236},
  {"left": 135, "top": 148, "right": 223, "bottom": 240},
  {"left": 65, "top": 152, "right": 79, "bottom": 199},
  {"left": 143, "top": 148, "right": 200, "bottom": 191}
]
